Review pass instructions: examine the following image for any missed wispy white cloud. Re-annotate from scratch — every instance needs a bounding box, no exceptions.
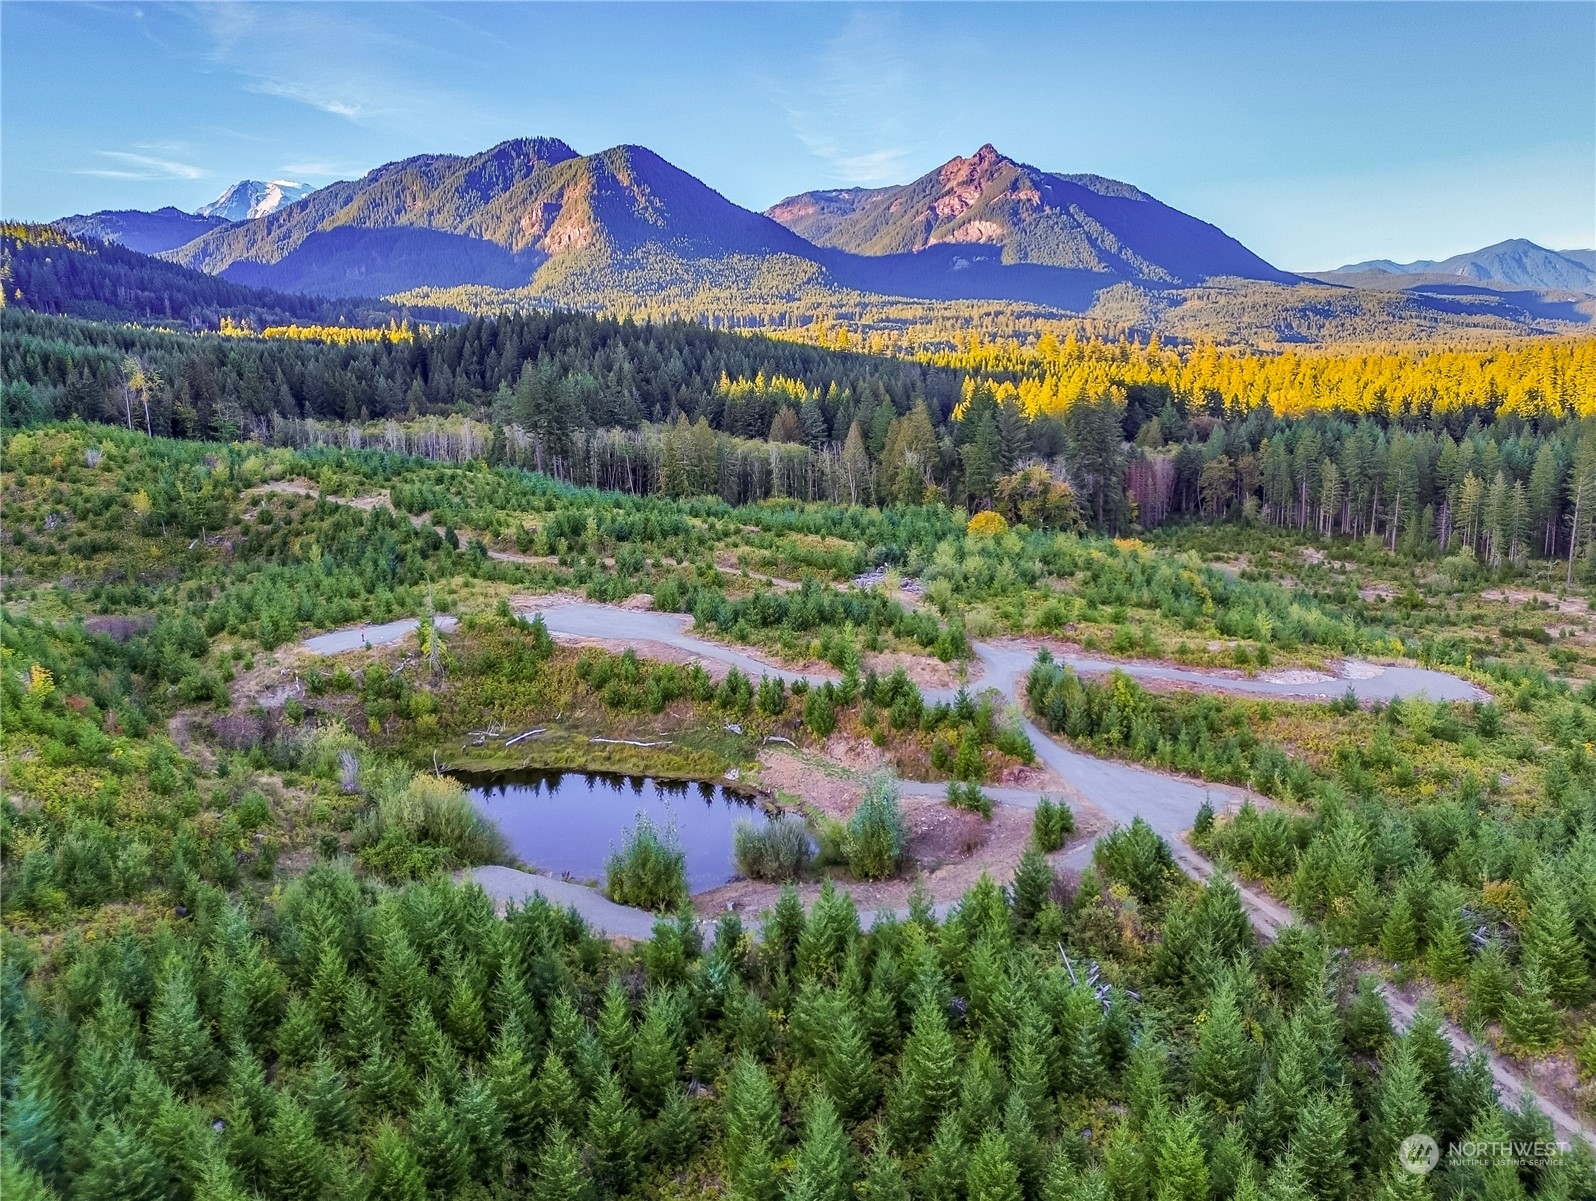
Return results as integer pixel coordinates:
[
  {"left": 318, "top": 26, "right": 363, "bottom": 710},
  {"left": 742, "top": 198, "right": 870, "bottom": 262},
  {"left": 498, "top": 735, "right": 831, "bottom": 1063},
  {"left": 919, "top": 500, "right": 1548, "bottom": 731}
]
[
  {"left": 246, "top": 78, "right": 362, "bottom": 120},
  {"left": 277, "top": 161, "right": 353, "bottom": 180},
  {"left": 201, "top": 125, "right": 268, "bottom": 143},
  {"left": 415, "top": 2, "right": 517, "bottom": 54},
  {"left": 77, "top": 150, "right": 207, "bottom": 180},
  {"left": 187, "top": 2, "right": 480, "bottom": 131},
  {"left": 132, "top": 139, "right": 197, "bottom": 155},
  {"left": 773, "top": 10, "right": 929, "bottom": 187}
]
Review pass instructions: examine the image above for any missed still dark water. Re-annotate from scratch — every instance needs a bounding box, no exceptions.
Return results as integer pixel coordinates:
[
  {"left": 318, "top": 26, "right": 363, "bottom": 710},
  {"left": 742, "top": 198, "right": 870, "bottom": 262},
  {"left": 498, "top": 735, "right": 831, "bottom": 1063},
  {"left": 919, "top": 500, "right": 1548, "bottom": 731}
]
[{"left": 458, "top": 769, "right": 770, "bottom": 893}]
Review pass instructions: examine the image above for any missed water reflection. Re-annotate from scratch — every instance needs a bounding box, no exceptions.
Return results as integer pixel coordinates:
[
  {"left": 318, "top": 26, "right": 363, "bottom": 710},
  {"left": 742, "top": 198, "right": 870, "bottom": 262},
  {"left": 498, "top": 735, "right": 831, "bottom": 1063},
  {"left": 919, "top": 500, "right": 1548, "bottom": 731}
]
[{"left": 458, "top": 769, "right": 769, "bottom": 893}]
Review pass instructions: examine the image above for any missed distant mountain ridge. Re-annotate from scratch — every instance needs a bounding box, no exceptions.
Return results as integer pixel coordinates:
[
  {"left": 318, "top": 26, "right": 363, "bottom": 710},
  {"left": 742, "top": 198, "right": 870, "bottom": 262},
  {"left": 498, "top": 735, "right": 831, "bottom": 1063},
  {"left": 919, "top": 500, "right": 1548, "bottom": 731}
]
[
  {"left": 196, "top": 179, "right": 315, "bottom": 222},
  {"left": 163, "top": 138, "right": 831, "bottom": 298},
  {"left": 54, "top": 177, "right": 316, "bottom": 256},
  {"left": 54, "top": 207, "right": 228, "bottom": 256},
  {"left": 1, "top": 222, "right": 436, "bottom": 327},
  {"left": 39, "top": 137, "right": 1594, "bottom": 340},
  {"left": 151, "top": 137, "right": 1294, "bottom": 308},
  {"left": 1322, "top": 238, "right": 1596, "bottom": 294},
  {"left": 767, "top": 144, "right": 1293, "bottom": 286}
]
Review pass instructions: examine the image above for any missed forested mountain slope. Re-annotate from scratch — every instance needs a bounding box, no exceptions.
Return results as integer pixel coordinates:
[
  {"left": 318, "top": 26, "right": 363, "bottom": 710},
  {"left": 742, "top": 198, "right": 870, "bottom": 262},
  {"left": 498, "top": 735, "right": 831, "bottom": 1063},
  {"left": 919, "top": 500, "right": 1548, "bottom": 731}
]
[
  {"left": 1324, "top": 240, "right": 1596, "bottom": 295},
  {"left": 32, "top": 138, "right": 1595, "bottom": 340},
  {"left": 54, "top": 206, "right": 228, "bottom": 256},
  {"left": 155, "top": 137, "right": 1293, "bottom": 312},
  {"left": 768, "top": 144, "right": 1294, "bottom": 285},
  {"left": 0, "top": 224, "right": 429, "bottom": 329},
  {"left": 164, "top": 139, "right": 822, "bottom": 299}
]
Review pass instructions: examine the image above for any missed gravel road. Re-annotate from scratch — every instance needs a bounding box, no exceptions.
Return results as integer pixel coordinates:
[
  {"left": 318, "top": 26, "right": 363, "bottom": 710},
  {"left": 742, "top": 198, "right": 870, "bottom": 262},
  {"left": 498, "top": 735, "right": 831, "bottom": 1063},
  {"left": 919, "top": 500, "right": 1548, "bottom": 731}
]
[{"left": 328, "top": 601, "right": 1582, "bottom": 1144}]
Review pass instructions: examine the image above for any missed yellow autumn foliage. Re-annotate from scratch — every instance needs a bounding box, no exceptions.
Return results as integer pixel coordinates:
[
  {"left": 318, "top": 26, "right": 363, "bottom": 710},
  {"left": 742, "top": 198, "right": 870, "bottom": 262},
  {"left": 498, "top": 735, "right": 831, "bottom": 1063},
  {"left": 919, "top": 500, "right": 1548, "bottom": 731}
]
[{"left": 967, "top": 510, "right": 1009, "bottom": 537}]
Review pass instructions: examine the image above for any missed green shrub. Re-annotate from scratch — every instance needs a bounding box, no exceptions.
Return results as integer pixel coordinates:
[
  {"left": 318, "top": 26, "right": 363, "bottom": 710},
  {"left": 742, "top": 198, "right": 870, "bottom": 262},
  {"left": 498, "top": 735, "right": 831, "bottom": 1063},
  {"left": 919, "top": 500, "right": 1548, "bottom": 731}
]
[
  {"left": 846, "top": 776, "right": 904, "bottom": 880},
  {"left": 1032, "top": 796, "right": 1074, "bottom": 851},
  {"left": 390, "top": 773, "right": 506, "bottom": 861},
  {"left": 993, "top": 717, "right": 1034, "bottom": 763},
  {"left": 357, "top": 824, "right": 449, "bottom": 881},
  {"left": 813, "top": 814, "right": 850, "bottom": 868},
  {"left": 1095, "top": 817, "right": 1176, "bottom": 904},
  {"left": 946, "top": 781, "right": 992, "bottom": 819},
  {"left": 733, "top": 815, "right": 813, "bottom": 882},
  {"left": 952, "top": 727, "right": 985, "bottom": 782},
  {"left": 804, "top": 684, "right": 837, "bottom": 739},
  {"left": 235, "top": 789, "right": 273, "bottom": 831},
  {"left": 607, "top": 814, "right": 689, "bottom": 911},
  {"left": 356, "top": 772, "right": 509, "bottom": 880},
  {"left": 757, "top": 675, "right": 787, "bottom": 716},
  {"left": 717, "top": 667, "right": 754, "bottom": 714}
]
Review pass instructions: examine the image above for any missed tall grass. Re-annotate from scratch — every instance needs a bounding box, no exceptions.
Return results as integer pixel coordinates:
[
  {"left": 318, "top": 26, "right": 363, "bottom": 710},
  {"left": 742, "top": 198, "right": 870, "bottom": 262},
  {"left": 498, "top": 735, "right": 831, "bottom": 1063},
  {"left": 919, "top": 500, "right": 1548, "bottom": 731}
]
[
  {"left": 356, "top": 771, "right": 509, "bottom": 879},
  {"left": 606, "top": 813, "right": 688, "bottom": 911},
  {"left": 847, "top": 775, "right": 904, "bottom": 881},
  {"left": 733, "top": 815, "right": 813, "bottom": 881}
]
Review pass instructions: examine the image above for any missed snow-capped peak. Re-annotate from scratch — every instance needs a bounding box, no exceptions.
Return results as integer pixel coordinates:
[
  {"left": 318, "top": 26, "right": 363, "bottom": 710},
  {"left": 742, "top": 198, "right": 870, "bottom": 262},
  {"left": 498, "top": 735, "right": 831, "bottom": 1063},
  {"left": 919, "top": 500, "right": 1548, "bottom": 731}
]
[{"left": 195, "top": 179, "right": 315, "bottom": 222}]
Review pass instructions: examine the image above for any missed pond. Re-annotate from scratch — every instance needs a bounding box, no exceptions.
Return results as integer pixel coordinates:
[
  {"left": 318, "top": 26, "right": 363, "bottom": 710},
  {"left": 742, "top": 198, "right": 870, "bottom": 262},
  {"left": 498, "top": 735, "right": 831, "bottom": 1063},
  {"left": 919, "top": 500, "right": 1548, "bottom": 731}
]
[{"left": 457, "top": 769, "right": 772, "bottom": 894}]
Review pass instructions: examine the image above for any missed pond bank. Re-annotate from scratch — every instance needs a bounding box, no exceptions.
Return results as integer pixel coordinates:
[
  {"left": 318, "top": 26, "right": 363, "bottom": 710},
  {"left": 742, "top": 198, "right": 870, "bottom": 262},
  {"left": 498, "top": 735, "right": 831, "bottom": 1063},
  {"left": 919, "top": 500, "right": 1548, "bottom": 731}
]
[{"left": 460, "top": 768, "right": 773, "bottom": 894}]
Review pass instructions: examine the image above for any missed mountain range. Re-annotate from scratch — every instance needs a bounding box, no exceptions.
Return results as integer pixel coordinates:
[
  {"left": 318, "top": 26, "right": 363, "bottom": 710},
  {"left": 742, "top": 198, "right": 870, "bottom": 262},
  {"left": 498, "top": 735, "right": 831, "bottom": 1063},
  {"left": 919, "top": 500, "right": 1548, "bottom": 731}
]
[
  {"left": 42, "top": 137, "right": 1596, "bottom": 340},
  {"left": 53, "top": 207, "right": 228, "bottom": 257},
  {"left": 56, "top": 176, "right": 314, "bottom": 257},
  {"left": 164, "top": 138, "right": 833, "bottom": 298},
  {"left": 765, "top": 144, "right": 1291, "bottom": 285},
  {"left": 1318, "top": 238, "right": 1596, "bottom": 295},
  {"left": 55, "top": 138, "right": 1293, "bottom": 311}
]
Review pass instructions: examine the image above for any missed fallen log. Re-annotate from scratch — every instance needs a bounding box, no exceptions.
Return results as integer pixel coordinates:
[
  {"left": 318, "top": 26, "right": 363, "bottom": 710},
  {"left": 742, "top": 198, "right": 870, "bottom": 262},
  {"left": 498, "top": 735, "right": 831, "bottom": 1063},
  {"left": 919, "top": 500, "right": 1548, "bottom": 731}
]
[
  {"left": 589, "top": 737, "right": 669, "bottom": 748},
  {"left": 504, "top": 727, "right": 546, "bottom": 747}
]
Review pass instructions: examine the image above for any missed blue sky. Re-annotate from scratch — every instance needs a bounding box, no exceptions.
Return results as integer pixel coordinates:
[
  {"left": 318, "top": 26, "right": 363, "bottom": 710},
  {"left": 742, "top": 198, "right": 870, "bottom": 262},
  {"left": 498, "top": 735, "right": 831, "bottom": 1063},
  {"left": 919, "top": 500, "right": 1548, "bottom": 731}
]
[{"left": 2, "top": 2, "right": 1591, "bottom": 268}]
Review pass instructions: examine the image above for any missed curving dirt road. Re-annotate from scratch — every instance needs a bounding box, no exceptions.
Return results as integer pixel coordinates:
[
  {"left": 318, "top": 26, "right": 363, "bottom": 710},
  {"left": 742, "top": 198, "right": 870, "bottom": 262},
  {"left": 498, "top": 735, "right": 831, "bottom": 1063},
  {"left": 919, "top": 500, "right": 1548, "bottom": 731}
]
[
  {"left": 305, "top": 600, "right": 1471, "bottom": 887},
  {"left": 302, "top": 615, "right": 460, "bottom": 655},
  {"left": 313, "top": 600, "right": 1586, "bottom": 1144}
]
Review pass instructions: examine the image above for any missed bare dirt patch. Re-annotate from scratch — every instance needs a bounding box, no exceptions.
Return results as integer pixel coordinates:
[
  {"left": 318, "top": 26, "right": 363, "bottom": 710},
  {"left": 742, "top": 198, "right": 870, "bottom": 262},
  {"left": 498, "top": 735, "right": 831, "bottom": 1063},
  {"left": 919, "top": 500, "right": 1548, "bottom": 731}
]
[
  {"left": 487, "top": 549, "right": 559, "bottom": 566},
  {"left": 991, "top": 761, "right": 1065, "bottom": 791},
  {"left": 344, "top": 490, "right": 394, "bottom": 512},
  {"left": 756, "top": 750, "right": 866, "bottom": 817},
  {"left": 720, "top": 747, "right": 1112, "bottom": 919},
  {"left": 554, "top": 634, "right": 717, "bottom": 674},
  {"left": 693, "top": 794, "right": 1101, "bottom": 920},
  {"left": 863, "top": 649, "right": 975, "bottom": 692},
  {"left": 244, "top": 478, "right": 319, "bottom": 500},
  {"left": 1481, "top": 588, "right": 1591, "bottom": 616},
  {"left": 818, "top": 731, "right": 889, "bottom": 774}
]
